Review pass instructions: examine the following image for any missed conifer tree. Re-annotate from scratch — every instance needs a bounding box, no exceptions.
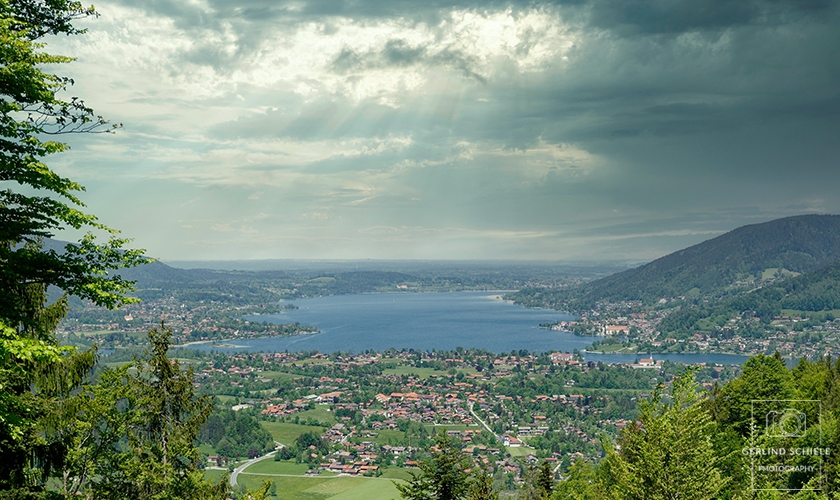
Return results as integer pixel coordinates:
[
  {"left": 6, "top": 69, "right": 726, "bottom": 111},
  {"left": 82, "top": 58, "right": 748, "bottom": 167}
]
[
  {"left": 535, "top": 461, "right": 555, "bottom": 499},
  {"left": 466, "top": 463, "right": 498, "bottom": 500},
  {"left": 89, "top": 324, "right": 228, "bottom": 499},
  {"left": 600, "top": 369, "right": 728, "bottom": 500},
  {"left": 396, "top": 430, "right": 473, "bottom": 500}
]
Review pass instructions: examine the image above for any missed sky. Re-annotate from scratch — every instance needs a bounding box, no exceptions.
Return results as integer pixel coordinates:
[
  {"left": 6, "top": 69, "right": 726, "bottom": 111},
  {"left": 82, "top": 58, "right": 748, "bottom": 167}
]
[{"left": 45, "top": 0, "right": 840, "bottom": 262}]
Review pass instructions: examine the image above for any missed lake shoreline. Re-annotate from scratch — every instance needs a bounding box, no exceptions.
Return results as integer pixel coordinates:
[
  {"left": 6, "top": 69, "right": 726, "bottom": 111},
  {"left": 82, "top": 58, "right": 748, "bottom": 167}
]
[{"left": 173, "top": 291, "right": 760, "bottom": 366}]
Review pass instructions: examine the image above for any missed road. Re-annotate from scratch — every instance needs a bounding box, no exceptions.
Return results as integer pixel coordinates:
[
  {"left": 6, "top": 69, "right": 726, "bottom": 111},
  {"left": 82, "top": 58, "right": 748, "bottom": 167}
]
[
  {"left": 229, "top": 442, "right": 282, "bottom": 487},
  {"left": 469, "top": 403, "right": 498, "bottom": 439}
]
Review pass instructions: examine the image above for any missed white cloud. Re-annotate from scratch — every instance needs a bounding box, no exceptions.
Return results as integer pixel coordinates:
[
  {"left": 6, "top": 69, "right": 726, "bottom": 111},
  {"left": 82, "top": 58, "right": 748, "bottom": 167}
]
[{"left": 57, "top": 4, "right": 579, "bottom": 109}]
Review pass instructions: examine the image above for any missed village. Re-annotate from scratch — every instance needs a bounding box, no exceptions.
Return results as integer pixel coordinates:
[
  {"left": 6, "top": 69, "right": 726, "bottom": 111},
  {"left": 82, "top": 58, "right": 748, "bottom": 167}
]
[
  {"left": 182, "top": 346, "right": 739, "bottom": 488},
  {"left": 547, "top": 305, "right": 840, "bottom": 360}
]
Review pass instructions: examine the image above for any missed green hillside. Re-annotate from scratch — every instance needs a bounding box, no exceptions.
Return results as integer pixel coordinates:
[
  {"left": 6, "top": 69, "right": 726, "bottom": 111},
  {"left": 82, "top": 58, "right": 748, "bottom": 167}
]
[
  {"left": 658, "top": 260, "right": 840, "bottom": 338},
  {"left": 508, "top": 214, "right": 840, "bottom": 311}
]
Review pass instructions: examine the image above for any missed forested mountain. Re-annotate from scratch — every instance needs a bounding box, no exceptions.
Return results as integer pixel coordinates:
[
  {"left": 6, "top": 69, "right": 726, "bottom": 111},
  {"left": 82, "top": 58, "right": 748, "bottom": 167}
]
[
  {"left": 508, "top": 214, "right": 840, "bottom": 311},
  {"left": 658, "top": 260, "right": 840, "bottom": 338}
]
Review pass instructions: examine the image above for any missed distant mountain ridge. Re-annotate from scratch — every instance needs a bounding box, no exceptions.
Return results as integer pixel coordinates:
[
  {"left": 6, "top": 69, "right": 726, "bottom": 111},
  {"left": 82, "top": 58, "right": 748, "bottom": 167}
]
[
  {"left": 508, "top": 214, "right": 840, "bottom": 311},
  {"left": 114, "top": 262, "right": 417, "bottom": 303}
]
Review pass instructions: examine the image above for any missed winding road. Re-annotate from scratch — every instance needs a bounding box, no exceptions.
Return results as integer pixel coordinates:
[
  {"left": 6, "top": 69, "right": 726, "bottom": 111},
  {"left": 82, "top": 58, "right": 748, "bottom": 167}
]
[{"left": 229, "top": 442, "right": 283, "bottom": 487}]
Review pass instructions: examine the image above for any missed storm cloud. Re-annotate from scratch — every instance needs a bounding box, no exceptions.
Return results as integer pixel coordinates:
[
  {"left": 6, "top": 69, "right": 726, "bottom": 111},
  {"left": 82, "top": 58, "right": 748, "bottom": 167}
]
[{"left": 48, "top": 0, "right": 840, "bottom": 261}]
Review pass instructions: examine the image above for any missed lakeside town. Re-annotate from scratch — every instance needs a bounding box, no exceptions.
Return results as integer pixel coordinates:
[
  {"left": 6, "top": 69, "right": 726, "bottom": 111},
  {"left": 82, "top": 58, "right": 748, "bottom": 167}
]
[{"left": 545, "top": 304, "right": 840, "bottom": 360}]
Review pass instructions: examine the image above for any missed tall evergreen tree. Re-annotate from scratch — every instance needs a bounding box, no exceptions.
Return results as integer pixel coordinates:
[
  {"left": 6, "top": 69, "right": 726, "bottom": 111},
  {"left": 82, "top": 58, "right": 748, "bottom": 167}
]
[
  {"left": 466, "top": 463, "right": 498, "bottom": 500},
  {"left": 89, "top": 324, "right": 228, "bottom": 499},
  {"left": 535, "top": 461, "right": 555, "bottom": 499},
  {"left": 600, "top": 369, "right": 729, "bottom": 500},
  {"left": 396, "top": 430, "right": 473, "bottom": 500}
]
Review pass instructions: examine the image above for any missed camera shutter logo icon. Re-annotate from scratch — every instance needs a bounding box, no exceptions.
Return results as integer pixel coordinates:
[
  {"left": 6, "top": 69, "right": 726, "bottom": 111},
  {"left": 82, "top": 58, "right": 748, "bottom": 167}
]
[{"left": 766, "top": 408, "right": 807, "bottom": 438}]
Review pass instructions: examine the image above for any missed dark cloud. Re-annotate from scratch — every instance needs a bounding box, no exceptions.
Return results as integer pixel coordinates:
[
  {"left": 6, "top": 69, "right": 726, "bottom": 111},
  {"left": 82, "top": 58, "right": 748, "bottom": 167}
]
[
  {"left": 585, "top": 0, "right": 834, "bottom": 34},
  {"left": 112, "top": 0, "right": 837, "bottom": 30}
]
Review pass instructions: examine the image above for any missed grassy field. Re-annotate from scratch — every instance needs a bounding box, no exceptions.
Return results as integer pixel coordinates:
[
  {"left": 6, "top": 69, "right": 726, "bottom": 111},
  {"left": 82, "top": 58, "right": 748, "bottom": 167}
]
[
  {"left": 260, "top": 420, "right": 327, "bottom": 445},
  {"left": 301, "top": 407, "right": 338, "bottom": 426},
  {"left": 506, "top": 445, "right": 536, "bottom": 457},
  {"left": 379, "top": 468, "right": 414, "bottom": 481},
  {"left": 245, "top": 459, "right": 310, "bottom": 475},
  {"left": 236, "top": 474, "right": 403, "bottom": 500},
  {"left": 283, "top": 358, "right": 330, "bottom": 365},
  {"left": 762, "top": 268, "right": 800, "bottom": 280},
  {"left": 203, "top": 469, "right": 227, "bottom": 484},
  {"left": 361, "top": 429, "right": 405, "bottom": 446},
  {"left": 382, "top": 365, "right": 476, "bottom": 379},
  {"left": 237, "top": 474, "right": 331, "bottom": 500},
  {"left": 327, "top": 478, "right": 402, "bottom": 500}
]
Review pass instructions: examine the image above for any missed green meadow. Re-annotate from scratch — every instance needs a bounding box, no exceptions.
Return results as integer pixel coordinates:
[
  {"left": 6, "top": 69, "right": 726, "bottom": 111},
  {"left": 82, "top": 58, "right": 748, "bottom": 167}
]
[
  {"left": 235, "top": 473, "right": 403, "bottom": 500},
  {"left": 259, "top": 420, "right": 328, "bottom": 446},
  {"left": 382, "top": 365, "right": 476, "bottom": 379}
]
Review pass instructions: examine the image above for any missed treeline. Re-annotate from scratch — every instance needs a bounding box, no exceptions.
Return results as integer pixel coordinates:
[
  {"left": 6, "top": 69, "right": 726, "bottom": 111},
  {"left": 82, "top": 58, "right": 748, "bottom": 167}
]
[
  {"left": 200, "top": 410, "right": 274, "bottom": 459},
  {"left": 274, "top": 431, "right": 331, "bottom": 464},
  {"left": 554, "top": 354, "right": 840, "bottom": 498}
]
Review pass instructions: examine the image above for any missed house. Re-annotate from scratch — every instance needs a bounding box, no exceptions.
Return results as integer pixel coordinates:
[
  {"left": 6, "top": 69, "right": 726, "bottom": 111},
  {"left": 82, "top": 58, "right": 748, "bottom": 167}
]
[
  {"left": 550, "top": 352, "right": 574, "bottom": 364},
  {"left": 503, "top": 435, "right": 522, "bottom": 447},
  {"left": 604, "top": 325, "right": 630, "bottom": 335},
  {"left": 630, "top": 357, "right": 663, "bottom": 369}
]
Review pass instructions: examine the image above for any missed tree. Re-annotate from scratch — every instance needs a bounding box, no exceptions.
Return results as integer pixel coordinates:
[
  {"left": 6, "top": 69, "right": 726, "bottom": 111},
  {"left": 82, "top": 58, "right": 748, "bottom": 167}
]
[
  {"left": 90, "top": 324, "right": 228, "bottom": 499},
  {"left": 710, "top": 353, "right": 793, "bottom": 436},
  {"left": 396, "top": 431, "right": 473, "bottom": 500},
  {"left": 599, "top": 369, "right": 729, "bottom": 500},
  {"left": 465, "top": 463, "right": 497, "bottom": 500},
  {"left": 0, "top": 0, "right": 145, "bottom": 492},
  {"left": 550, "top": 461, "right": 602, "bottom": 500},
  {"left": 0, "top": 0, "right": 145, "bottom": 326},
  {"left": 535, "top": 461, "right": 555, "bottom": 499},
  {"left": 0, "top": 258, "right": 98, "bottom": 494},
  {"left": 518, "top": 463, "right": 554, "bottom": 500}
]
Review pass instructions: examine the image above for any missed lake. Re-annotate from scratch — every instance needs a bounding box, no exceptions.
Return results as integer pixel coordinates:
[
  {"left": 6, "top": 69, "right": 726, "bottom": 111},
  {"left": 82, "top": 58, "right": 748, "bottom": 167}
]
[{"left": 190, "top": 291, "right": 751, "bottom": 365}]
